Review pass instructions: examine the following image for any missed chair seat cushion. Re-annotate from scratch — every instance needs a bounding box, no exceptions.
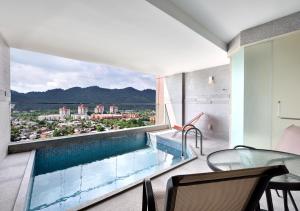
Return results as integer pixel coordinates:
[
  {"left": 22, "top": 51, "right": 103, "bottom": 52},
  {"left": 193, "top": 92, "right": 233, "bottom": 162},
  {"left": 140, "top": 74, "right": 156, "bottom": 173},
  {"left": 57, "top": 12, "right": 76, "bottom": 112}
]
[
  {"left": 153, "top": 187, "right": 166, "bottom": 211},
  {"left": 276, "top": 124, "right": 300, "bottom": 155}
]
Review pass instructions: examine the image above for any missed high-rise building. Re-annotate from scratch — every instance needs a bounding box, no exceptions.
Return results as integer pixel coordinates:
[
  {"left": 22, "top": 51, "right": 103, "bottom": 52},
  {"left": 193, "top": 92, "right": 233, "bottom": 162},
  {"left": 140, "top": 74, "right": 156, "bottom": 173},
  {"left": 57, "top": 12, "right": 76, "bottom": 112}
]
[
  {"left": 78, "top": 104, "right": 88, "bottom": 115},
  {"left": 59, "top": 106, "right": 71, "bottom": 117},
  {"left": 109, "top": 105, "right": 118, "bottom": 114},
  {"left": 94, "top": 104, "right": 104, "bottom": 114}
]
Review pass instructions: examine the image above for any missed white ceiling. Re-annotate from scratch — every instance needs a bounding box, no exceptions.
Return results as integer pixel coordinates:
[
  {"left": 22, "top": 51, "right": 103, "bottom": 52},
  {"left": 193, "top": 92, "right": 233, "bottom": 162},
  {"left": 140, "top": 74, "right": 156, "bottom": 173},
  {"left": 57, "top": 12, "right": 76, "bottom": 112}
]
[
  {"left": 169, "top": 0, "right": 300, "bottom": 42},
  {"left": 0, "top": 0, "right": 229, "bottom": 76},
  {"left": 0, "top": 1, "right": 298, "bottom": 76}
]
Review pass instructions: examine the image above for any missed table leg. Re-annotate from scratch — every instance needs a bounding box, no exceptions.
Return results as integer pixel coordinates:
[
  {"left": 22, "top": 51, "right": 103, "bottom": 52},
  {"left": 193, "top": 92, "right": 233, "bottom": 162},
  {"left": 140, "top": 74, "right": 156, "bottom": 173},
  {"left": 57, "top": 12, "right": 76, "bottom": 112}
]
[
  {"left": 283, "top": 190, "right": 289, "bottom": 211},
  {"left": 265, "top": 188, "right": 274, "bottom": 211},
  {"left": 195, "top": 130, "right": 198, "bottom": 148},
  {"left": 288, "top": 191, "right": 299, "bottom": 211},
  {"left": 200, "top": 133, "right": 203, "bottom": 155},
  {"left": 255, "top": 203, "right": 261, "bottom": 211}
]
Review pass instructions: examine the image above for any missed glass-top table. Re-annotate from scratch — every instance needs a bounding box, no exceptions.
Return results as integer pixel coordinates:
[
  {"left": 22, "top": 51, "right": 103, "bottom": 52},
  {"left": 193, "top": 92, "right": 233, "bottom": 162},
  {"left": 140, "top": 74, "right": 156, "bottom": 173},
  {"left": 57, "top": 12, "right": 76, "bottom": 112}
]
[
  {"left": 207, "top": 148, "right": 300, "bottom": 211},
  {"left": 207, "top": 148, "right": 300, "bottom": 189}
]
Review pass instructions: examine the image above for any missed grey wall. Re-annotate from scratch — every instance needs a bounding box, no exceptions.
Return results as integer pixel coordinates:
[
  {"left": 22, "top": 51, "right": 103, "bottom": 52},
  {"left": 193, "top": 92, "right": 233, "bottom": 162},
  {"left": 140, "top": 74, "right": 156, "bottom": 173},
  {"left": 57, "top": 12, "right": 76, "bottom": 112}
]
[
  {"left": 0, "top": 33, "right": 10, "bottom": 162},
  {"left": 241, "top": 12, "right": 300, "bottom": 46},
  {"left": 228, "top": 12, "right": 300, "bottom": 55},
  {"left": 185, "top": 65, "right": 230, "bottom": 140}
]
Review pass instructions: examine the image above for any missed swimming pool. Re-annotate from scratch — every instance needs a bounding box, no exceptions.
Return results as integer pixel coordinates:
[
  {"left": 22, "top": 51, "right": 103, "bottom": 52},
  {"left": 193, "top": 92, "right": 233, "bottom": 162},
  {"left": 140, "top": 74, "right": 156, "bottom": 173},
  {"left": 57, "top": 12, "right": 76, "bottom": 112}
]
[{"left": 28, "top": 132, "right": 192, "bottom": 211}]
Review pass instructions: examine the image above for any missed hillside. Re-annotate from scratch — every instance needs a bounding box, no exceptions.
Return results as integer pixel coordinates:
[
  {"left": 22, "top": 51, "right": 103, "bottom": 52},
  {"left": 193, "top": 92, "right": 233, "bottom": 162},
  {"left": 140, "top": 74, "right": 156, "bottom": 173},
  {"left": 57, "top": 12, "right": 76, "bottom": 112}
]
[{"left": 11, "top": 86, "right": 156, "bottom": 111}]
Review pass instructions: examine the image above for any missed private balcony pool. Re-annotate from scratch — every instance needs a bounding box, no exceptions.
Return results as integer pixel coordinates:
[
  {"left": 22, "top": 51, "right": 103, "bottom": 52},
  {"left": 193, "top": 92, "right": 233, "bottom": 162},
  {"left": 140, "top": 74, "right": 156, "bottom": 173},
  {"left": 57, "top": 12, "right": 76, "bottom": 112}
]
[
  {"left": 4, "top": 125, "right": 196, "bottom": 211},
  {"left": 29, "top": 132, "right": 194, "bottom": 210}
]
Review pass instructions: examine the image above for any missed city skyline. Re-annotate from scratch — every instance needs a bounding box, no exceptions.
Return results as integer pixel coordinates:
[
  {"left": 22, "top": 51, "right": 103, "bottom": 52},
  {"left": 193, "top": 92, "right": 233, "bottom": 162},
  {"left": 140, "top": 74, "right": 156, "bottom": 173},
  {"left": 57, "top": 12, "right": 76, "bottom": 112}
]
[{"left": 11, "top": 48, "right": 156, "bottom": 93}]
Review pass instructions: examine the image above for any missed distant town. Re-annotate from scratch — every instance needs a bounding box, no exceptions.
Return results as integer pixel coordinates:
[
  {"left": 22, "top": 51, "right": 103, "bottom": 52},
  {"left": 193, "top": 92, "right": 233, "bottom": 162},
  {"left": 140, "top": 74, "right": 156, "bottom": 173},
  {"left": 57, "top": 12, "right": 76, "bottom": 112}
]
[{"left": 11, "top": 104, "right": 155, "bottom": 142}]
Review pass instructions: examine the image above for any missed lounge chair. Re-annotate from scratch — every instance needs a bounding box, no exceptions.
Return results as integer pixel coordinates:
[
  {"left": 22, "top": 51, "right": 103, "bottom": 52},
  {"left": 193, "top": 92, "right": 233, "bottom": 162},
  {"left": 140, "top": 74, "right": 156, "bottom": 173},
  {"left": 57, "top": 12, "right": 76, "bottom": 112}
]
[
  {"left": 274, "top": 124, "right": 300, "bottom": 210},
  {"left": 276, "top": 124, "right": 300, "bottom": 155},
  {"left": 172, "top": 112, "right": 204, "bottom": 137},
  {"left": 142, "top": 165, "right": 288, "bottom": 211}
]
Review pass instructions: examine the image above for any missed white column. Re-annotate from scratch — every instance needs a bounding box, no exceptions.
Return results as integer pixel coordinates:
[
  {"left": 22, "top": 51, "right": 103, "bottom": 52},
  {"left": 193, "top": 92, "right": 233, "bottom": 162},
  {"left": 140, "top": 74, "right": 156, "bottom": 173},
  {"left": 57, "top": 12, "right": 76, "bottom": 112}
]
[
  {"left": 230, "top": 48, "right": 245, "bottom": 148},
  {"left": 155, "top": 76, "right": 165, "bottom": 125},
  {"left": 0, "top": 33, "right": 10, "bottom": 162}
]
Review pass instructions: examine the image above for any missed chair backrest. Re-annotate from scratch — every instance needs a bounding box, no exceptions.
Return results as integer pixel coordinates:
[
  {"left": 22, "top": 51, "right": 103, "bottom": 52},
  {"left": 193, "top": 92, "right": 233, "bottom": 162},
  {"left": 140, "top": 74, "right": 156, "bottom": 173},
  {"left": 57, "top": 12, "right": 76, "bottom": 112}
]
[
  {"left": 164, "top": 165, "right": 288, "bottom": 211},
  {"left": 186, "top": 112, "right": 204, "bottom": 125},
  {"left": 276, "top": 125, "right": 300, "bottom": 155}
]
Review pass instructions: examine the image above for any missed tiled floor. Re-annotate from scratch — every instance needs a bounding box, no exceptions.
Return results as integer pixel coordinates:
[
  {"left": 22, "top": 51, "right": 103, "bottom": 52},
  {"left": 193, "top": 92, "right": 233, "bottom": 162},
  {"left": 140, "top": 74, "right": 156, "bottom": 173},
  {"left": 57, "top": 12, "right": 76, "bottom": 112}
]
[
  {"left": 84, "top": 130, "right": 300, "bottom": 211},
  {"left": 0, "top": 151, "right": 31, "bottom": 211}
]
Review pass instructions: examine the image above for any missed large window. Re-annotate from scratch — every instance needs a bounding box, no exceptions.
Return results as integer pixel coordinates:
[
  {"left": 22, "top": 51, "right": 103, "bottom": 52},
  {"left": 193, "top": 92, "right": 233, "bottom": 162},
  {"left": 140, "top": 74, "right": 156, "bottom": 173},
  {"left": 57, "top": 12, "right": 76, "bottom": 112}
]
[{"left": 11, "top": 49, "right": 156, "bottom": 141}]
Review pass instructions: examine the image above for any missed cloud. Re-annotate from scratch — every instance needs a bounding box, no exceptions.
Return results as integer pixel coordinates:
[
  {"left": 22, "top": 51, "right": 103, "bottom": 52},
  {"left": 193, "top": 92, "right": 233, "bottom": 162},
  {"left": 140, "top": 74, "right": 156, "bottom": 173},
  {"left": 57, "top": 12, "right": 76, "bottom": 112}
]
[{"left": 11, "top": 48, "right": 156, "bottom": 93}]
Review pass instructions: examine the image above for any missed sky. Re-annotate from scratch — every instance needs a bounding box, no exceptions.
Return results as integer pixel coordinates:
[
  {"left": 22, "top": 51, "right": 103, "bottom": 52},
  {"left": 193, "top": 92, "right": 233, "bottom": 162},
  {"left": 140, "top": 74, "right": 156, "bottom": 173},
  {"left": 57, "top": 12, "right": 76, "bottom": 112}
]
[{"left": 10, "top": 48, "right": 156, "bottom": 93}]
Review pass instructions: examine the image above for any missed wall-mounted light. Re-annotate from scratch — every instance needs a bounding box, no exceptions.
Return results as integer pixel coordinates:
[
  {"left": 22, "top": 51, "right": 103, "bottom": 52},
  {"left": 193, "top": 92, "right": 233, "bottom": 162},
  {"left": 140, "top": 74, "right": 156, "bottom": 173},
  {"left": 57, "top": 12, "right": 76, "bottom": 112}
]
[{"left": 208, "top": 76, "right": 214, "bottom": 84}]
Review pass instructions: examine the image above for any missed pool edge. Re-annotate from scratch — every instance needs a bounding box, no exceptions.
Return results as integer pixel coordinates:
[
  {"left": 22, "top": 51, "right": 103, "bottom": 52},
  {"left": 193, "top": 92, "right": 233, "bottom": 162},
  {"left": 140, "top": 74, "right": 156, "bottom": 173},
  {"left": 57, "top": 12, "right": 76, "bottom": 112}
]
[
  {"left": 8, "top": 125, "right": 170, "bottom": 154},
  {"left": 13, "top": 150, "right": 36, "bottom": 211}
]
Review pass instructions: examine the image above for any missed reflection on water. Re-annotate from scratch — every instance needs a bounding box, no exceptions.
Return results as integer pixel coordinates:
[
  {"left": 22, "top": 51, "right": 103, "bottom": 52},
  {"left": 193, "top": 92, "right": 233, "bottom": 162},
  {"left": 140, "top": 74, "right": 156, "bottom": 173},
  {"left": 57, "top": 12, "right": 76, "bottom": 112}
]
[{"left": 29, "top": 134, "right": 184, "bottom": 211}]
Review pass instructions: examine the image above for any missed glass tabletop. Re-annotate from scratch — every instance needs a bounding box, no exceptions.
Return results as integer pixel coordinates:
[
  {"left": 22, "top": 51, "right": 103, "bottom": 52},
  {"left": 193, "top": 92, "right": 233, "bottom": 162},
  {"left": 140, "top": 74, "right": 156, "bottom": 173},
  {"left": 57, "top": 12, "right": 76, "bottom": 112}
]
[{"left": 207, "top": 149, "right": 300, "bottom": 188}]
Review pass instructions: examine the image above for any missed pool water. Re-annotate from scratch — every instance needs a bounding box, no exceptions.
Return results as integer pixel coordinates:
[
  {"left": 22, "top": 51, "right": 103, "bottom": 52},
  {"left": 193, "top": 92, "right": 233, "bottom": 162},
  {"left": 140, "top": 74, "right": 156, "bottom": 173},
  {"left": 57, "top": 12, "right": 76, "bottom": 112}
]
[{"left": 28, "top": 133, "right": 190, "bottom": 211}]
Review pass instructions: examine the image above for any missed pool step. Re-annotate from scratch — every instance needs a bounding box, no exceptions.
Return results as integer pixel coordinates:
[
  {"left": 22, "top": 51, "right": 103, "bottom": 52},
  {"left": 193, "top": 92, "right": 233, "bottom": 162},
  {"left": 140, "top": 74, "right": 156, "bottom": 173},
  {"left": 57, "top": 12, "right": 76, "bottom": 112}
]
[{"left": 155, "top": 135, "right": 181, "bottom": 157}]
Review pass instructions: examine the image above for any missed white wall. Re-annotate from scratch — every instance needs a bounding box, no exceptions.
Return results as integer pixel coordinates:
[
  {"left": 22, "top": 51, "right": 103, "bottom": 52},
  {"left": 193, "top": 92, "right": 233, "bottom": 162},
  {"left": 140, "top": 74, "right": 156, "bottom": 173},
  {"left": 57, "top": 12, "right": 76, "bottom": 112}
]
[
  {"left": 244, "top": 41, "right": 273, "bottom": 148},
  {"left": 164, "top": 65, "right": 230, "bottom": 140},
  {"left": 230, "top": 30, "right": 300, "bottom": 149},
  {"left": 272, "top": 31, "right": 300, "bottom": 147},
  {"left": 185, "top": 65, "right": 230, "bottom": 139},
  {"left": 0, "top": 33, "right": 10, "bottom": 162}
]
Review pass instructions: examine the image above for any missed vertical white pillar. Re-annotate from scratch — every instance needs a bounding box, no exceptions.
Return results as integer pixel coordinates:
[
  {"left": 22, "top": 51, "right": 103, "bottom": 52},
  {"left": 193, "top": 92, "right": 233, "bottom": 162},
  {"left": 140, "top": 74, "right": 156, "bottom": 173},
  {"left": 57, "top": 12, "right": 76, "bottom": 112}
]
[
  {"left": 164, "top": 73, "right": 183, "bottom": 126},
  {"left": 155, "top": 76, "right": 165, "bottom": 125},
  {"left": 0, "top": 33, "right": 10, "bottom": 162},
  {"left": 230, "top": 48, "right": 245, "bottom": 148}
]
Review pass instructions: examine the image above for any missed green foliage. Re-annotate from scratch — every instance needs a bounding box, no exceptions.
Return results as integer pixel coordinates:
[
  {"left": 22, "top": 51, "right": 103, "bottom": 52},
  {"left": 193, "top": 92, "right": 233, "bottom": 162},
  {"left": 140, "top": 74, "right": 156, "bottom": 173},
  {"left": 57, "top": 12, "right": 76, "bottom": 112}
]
[
  {"left": 96, "top": 125, "right": 105, "bottom": 132},
  {"left": 11, "top": 108, "right": 155, "bottom": 141},
  {"left": 101, "top": 118, "right": 146, "bottom": 129},
  {"left": 38, "top": 120, "right": 46, "bottom": 126},
  {"left": 53, "top": 126, "right": 74, "bottom": 137},
  {"left": 11, "top": 127, "right": 21, "bottom": 142},
  {"left": 12, "top": 87, "right": 155, "bottom": 111}
]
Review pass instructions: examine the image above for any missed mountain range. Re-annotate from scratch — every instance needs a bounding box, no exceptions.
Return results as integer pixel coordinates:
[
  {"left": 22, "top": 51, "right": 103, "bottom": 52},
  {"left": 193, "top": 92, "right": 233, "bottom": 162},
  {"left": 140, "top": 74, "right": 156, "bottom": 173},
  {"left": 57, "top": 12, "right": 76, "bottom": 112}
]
[{"left": 11, "top": 86, "right": 156, "bottom": 111}]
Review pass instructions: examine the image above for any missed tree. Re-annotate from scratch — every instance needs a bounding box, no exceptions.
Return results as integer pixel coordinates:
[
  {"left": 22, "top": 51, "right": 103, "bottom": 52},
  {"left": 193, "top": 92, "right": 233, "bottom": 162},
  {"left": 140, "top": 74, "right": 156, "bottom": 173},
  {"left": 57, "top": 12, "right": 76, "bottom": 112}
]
[
  {"left": 38, "top": 120, "right": 46, "bottom": 126},
  {"left": 53, "top": 129, "right": 62, "bottom": 137},
  {"left": 11, "top": 127, "right": 21, "bottom": 142},
  {"left": 96, "top": 125, "right": 105, "bottom": 132}
]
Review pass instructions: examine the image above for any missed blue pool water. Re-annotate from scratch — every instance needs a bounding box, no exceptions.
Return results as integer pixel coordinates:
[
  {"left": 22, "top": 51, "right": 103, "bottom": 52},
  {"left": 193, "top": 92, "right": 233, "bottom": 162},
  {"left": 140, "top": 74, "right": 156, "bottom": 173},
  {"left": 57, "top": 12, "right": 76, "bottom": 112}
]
[{"left": 28, "top": 133, "right": 190, "bottom": 211}]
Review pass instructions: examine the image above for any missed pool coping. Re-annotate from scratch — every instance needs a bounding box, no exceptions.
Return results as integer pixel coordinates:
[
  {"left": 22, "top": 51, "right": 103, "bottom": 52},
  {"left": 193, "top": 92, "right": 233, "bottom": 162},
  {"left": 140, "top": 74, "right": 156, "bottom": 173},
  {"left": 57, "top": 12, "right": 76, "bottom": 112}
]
[
  {"left": 13, "top": 150, "right": 36, "bottom": 211},
  {"left": 72, "top": 145, "right": 198, "bottom": 211},
  {"left": 8, "top": 125, "right": 170, "bottom": 153}
]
